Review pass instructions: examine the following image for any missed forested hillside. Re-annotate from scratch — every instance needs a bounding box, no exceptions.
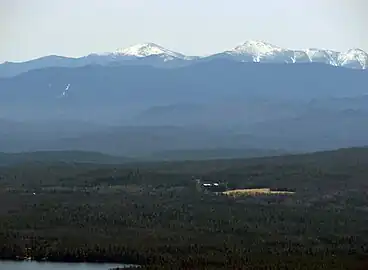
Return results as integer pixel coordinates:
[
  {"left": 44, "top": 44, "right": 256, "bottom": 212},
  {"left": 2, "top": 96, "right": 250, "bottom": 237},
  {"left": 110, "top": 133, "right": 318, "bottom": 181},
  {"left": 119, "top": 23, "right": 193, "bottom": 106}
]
[{"left": 0, "top": 147, "right": 368, "bottom": 269}]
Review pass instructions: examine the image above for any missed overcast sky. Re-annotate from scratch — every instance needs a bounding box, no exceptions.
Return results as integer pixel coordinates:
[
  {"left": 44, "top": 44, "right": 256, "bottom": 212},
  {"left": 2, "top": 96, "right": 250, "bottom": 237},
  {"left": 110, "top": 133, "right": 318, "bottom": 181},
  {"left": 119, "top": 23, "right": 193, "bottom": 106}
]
[{"left": 1, "top": 0, "right": 367, "bottom": 62}]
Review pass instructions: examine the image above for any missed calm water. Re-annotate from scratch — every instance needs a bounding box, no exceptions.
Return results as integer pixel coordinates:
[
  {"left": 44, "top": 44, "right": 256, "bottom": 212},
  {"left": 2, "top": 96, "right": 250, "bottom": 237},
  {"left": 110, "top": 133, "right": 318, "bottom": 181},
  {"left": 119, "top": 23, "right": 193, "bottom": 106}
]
[{"left": 0, "top": 261, "right": 133, "bottom": 270}]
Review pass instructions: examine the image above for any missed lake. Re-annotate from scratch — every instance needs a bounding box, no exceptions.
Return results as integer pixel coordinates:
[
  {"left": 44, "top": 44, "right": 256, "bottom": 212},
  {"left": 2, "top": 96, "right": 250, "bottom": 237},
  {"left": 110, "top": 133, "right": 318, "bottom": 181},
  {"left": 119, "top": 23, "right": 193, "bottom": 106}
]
[{"left": 0, "top": 261, "right": 134, "bottom": 270}]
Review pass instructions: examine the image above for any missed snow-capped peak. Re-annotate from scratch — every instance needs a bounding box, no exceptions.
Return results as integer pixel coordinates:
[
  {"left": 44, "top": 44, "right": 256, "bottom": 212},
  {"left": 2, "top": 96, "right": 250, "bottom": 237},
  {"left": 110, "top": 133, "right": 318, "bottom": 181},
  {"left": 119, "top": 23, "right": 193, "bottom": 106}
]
[
  {"left": 338, "top": 48, "right": 368, "bottom": 69},
  {"left": 223, "top": 40, "right": 292, "bottom": 63},
  {"left": 114, "top": 43, "right": 186, "bottom": 60},
  {"left": 229, "top": 40, "right": 286, "bottom": 55}
]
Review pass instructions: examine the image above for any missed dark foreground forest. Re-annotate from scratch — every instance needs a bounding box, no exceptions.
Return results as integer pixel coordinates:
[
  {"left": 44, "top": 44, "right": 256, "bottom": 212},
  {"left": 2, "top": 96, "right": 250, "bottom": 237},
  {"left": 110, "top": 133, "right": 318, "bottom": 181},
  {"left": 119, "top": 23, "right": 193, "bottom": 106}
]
[{"left": 1, "top": 147, "right": 368, "bottom": 269}]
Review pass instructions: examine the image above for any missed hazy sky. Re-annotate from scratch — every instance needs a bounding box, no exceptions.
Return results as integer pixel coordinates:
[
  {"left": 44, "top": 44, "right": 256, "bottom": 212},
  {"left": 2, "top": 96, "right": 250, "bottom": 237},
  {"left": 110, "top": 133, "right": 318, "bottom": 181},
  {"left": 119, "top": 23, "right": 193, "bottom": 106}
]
[{"left": 1, "top": 0, "right": 367, "bottom": 62}]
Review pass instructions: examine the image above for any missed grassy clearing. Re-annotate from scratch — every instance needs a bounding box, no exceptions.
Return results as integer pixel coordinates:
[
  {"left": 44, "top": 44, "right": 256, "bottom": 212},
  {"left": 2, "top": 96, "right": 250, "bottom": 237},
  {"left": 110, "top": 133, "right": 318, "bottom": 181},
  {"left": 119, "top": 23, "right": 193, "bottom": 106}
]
[{"left": 223, "top": 188, "right": 295, "bottom": 197}]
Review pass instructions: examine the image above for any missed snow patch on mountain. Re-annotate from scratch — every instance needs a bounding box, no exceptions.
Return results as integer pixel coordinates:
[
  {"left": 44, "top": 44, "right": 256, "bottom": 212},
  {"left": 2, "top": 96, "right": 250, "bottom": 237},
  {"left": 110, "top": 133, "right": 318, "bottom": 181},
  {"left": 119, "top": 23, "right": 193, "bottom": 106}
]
[
  {"left": 292, "top": 51, "right": 311, "bottom": 63},
  {"left": 305, "top": 49, "right": 340, "bottom": 66},
  {"left": 230, "top": 40, "right": 284, "bottom": 56},
  {"left": 114, "top": 43, "right": 187, "bottom": 61},
  {"left": 338, "top": 49, "right": 368, "bottom": 69},
  {"left": 58, "top": 83, "right": 71, "bottom": 98},
  {"left": 226, "top": 40, "right": 288, "bottom": 62}
]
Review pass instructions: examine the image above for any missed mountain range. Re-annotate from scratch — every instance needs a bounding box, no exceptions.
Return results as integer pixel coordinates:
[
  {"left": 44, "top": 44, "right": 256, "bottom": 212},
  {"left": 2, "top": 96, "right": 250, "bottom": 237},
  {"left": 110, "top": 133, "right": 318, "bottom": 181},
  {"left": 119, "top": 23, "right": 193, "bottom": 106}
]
[
  {"left": 0, "top": 40, "right": 368, "bottom": 157},
  {"left": 1, "top": 41, "right": 367, "bottom": 77}
]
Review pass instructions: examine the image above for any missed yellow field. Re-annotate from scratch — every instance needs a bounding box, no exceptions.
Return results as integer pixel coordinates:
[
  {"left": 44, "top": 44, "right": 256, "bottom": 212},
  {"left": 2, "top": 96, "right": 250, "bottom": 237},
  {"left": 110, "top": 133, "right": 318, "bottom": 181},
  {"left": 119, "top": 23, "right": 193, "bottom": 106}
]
[{"left": 223, "top": 188, "right": 295, "bottom": 197}]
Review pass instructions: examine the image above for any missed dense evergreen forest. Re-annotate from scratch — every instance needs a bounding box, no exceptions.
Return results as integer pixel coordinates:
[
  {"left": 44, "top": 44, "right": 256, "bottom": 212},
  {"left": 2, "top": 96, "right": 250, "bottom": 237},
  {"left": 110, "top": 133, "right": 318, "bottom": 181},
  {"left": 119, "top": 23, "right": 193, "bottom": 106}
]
[{"left": 0, "top": 147, "right": 368, "bottom": 269}]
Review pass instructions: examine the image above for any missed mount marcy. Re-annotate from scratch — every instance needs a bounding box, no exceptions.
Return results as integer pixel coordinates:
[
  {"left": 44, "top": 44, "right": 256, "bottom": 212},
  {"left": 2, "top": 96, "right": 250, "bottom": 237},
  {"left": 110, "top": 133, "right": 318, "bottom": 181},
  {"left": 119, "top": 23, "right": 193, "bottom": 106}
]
[{"left": 1, "top": 40, "right": 367, "bottom": 77}]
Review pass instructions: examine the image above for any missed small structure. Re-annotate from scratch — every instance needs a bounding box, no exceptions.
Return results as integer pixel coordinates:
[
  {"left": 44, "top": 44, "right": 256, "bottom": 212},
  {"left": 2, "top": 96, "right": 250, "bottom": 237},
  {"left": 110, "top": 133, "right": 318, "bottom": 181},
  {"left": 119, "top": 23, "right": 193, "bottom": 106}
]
[{"left": 195, "top": 178, "right": 227, "bottom": 193}]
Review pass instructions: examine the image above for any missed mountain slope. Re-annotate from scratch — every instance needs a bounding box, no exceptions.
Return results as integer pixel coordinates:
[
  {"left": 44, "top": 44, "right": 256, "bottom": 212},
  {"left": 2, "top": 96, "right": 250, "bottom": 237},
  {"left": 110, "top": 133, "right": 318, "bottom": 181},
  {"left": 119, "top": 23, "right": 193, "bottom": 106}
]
[
  {"left": 1, "top": 52, "right": 368, "bottom": 154},
  {"left": 0, "top": 151, "right": 130, "bottom": 166},
  {"left": 304, "top": 48, "right": 340, "bottom": 66},
  {"left": 1, "top": 60, "right": 367, "bottom": 123}
]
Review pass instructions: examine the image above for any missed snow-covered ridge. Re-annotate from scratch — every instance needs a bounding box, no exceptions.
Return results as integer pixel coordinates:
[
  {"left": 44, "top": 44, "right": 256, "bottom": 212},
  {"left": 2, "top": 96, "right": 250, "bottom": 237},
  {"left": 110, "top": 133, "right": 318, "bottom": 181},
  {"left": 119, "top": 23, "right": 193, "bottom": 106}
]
[
  {"left": 229, "top": 40, "right": 286, "bottom": 56},
  {"left": 222, "top": 40, "right": 367, "bottom": 69},
  {"left": 90, "top": 43, "right": 195, "bottom": 62},
  {"left": 2, "top": 41, "right": 367, "bottom": 72},
  {"left": 101, "top": 40, "right": 367, "bottom": 69},
  {"left": 115, "top": 42, "right": 186, "bottom": 59}
]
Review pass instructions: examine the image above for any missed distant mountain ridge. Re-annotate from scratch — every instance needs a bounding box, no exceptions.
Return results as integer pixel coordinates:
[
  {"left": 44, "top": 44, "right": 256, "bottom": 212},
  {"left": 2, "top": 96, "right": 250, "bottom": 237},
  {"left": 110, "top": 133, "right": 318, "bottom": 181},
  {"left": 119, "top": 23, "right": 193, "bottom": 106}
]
[
  {"left": 1, "top": 60, "right": 368, "bottom": 155},
  {"left": 1, "top": 40, "right": 367, "bottom": 77},
  {"left": 210, "top": 41, "right": 367, "bottom": 69},
  {"left": 1, "top": 42, "right": 368, "bottom": 155},
  {"left": 0, "top": 150, "right": 131, "bottom": 166}
]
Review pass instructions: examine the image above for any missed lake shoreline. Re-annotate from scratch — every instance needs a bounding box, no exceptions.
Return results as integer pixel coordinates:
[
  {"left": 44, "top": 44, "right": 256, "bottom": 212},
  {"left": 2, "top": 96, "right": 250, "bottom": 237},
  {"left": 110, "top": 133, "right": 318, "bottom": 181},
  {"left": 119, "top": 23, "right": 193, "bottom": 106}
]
[
  {"left": 0, "top": 258, "right": 140, "bottom": 269},
  {"left": 0, "top": 249, "right": 142, "bottom": 269}
]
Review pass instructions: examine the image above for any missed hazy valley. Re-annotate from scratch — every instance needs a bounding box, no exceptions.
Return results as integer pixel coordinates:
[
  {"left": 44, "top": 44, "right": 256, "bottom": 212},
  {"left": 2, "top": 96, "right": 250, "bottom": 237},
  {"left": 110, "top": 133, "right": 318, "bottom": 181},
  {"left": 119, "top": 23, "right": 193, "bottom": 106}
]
[{"left": 0, "top": 49, "right": 368, "bottom": 158}]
